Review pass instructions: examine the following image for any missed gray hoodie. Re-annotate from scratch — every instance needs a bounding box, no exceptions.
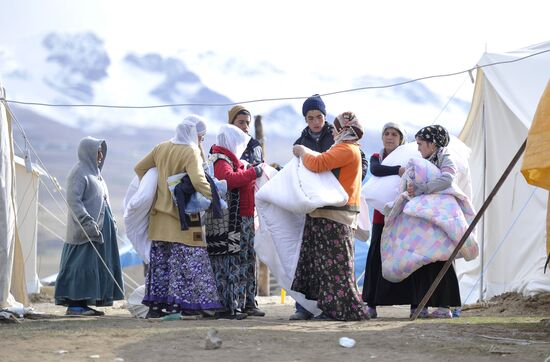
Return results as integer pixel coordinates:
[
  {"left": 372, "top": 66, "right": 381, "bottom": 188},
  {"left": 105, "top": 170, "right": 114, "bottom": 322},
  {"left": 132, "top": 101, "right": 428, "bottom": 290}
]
[{"left": 65, "top": 137, "right": 109, "bottom": 245}]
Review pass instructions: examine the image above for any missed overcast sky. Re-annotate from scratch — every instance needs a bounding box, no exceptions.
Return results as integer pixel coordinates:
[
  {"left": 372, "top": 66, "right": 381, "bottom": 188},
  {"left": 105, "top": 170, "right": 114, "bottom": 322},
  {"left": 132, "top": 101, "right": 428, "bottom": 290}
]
[{"left": 2, "top": 0, "right": 548, "bottom": 75}]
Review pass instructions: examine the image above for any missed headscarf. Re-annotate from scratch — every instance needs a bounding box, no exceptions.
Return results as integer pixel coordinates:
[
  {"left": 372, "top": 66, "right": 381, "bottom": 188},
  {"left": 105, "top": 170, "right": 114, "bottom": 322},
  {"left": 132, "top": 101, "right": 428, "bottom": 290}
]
[
  {"left": 380, "top": 122, "right": 407, "bottom": 160},
  {"left": 333, "top": 112, "right": 364, "bottom": 144},
  {"left": 382, "top": 122, "right": 407, "bottom": 145},
  {"left": 217, "top": 124, "right": 251, "bottom": 159},
  {"left": 415, "top": 124, "right": 450, "bottom": 148},
  {"left": 171, "top": 119, "right": 198, "bottom": 146}
]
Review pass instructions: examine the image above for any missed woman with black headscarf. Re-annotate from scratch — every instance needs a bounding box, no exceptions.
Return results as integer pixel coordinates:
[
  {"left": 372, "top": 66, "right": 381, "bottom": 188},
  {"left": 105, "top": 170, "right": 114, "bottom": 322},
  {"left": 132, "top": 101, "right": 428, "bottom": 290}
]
[{"left": 406, "top": 124, "right": 461, "bottom": 319}]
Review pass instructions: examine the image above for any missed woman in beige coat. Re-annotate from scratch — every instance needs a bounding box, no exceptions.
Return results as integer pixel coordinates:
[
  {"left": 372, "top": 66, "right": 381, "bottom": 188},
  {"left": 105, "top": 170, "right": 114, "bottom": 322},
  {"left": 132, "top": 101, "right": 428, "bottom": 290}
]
[{"left": 134, "top": 116, "right": 222, "bottom": 318}]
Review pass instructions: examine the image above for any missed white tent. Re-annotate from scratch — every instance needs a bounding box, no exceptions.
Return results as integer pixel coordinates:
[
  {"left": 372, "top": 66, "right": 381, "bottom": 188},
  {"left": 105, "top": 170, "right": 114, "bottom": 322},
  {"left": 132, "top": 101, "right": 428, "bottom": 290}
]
[
  {"left": 457, "top": 42, "right": 550, "bottom": 303},
  {"left": 14, "top": 155, "right": 43, "bottom": 294},
  {"left": 0, "top": 84, "right": 28, "bottom": 307}
]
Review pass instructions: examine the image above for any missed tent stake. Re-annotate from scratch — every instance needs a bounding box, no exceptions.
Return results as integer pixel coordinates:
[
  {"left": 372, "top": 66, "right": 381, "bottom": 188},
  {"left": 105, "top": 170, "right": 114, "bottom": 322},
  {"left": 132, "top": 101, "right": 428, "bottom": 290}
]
[{"left": 410, "top": 139, "right": 527, "bottom": 320}]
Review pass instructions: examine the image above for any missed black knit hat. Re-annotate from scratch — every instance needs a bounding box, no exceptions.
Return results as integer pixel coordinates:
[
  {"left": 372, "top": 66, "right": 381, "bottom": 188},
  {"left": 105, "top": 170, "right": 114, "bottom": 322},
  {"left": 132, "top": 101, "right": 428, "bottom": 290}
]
[{"left": 302, "top": 94, "right": 326, "bottom": 117}]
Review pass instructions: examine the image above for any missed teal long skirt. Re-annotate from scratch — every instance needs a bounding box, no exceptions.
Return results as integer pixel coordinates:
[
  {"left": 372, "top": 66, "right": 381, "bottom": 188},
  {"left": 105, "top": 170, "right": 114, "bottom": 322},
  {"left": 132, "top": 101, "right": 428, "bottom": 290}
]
[{"left": 55, "top": 206, "right": 124, "bottom": 306}]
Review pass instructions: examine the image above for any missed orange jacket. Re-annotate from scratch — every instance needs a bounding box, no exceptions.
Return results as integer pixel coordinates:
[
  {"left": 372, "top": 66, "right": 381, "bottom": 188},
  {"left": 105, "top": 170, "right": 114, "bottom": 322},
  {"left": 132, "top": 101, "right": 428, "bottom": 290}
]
[{"left": 302, "top": 143, "right": 361, "bottom": 211}]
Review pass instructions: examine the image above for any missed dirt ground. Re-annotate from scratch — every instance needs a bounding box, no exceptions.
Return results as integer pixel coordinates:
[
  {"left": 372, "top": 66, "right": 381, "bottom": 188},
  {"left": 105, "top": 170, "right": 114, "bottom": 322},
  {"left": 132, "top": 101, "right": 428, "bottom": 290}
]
[{"left": 1, "top": 293, "right": 549, "bottom": 362}]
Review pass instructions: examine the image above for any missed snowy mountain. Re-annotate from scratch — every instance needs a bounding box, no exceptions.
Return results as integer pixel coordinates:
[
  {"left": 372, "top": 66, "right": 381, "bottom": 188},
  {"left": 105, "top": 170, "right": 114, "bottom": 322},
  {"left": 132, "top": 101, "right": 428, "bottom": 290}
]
[{"left": 1, "top": 30, "right": 470, "bottom": 137}]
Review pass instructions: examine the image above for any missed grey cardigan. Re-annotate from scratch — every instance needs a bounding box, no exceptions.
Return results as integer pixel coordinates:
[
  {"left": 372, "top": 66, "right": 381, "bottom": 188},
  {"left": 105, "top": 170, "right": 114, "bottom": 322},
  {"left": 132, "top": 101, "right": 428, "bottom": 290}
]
[
  {"left": 412, "top": 147, "right": 457, "bottom": 196},
  {"left": 65, "top": 137, "right": 109, "bottom": 245}
]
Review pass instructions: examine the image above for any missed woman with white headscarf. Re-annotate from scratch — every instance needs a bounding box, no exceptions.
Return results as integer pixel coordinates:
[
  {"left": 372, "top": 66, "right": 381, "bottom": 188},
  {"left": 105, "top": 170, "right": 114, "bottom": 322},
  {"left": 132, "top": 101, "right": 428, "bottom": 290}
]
[
  {"left": 361, "top": 122, "right": 416, "bottom": 319},
  {"left": 206, "top": 124, "right": 263, "bottom": 319},
  {"left": 134, "top": 116, "right": 222, "bottom": 318}
]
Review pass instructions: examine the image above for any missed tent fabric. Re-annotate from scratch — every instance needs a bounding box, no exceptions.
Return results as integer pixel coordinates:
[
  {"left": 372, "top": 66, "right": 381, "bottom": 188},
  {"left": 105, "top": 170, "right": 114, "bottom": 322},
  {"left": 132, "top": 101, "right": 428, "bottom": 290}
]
[
  {"left": 0, "top": 95, "right": 28, "bottom": 307},
  {"left": 14, "top": 156, "right": 41, "bottom": 294},
  {"left": 458, "top": 42, "right": 550, "bottom": 303},
  {"left": 254, "top": 157, "right": 348, "bottom": 315}
]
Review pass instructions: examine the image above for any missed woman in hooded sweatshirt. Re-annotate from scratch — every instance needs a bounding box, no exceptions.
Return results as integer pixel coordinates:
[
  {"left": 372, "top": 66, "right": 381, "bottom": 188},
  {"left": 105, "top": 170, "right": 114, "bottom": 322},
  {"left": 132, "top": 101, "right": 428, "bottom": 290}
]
[
  {"left": 206, "top": 124, "right": 263, "bottom": 319},
  {"left": 134, "top": 117, "right": 222, "bottom": 318},
  {"left": 291, "top": 112, "right": 367, "bottom": 321},
  {"left": 362, "top": 122, "right": 417, "bottom": 319},
  {"left": 55, "top": 137, "right": 124, "bottom": 316}
]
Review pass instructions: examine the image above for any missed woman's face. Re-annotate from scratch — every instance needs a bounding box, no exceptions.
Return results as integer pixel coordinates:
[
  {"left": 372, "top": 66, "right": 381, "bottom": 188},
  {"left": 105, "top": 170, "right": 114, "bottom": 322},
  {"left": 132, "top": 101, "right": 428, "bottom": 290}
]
[
  {"left": 233, "top": 114, "right": 251, "bottom": 133},
  {"left": 97, "top": 148, "right": 103, "bottom": 166},
  {"left": 382, "top": 127, "right": 402, "bottom": 154},
  {"left": 416, "top": 137, "right": 437, "bottom": 159},
  {"left": 198, "top": 134, "right": 205, "bottom": 143}
]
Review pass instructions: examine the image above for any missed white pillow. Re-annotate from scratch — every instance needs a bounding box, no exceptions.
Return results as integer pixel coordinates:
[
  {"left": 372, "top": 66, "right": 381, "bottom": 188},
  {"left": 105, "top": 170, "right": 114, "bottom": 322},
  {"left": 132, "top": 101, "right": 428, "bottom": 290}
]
[{"left": 362, "top": 142, "right": 421, "bottom": 214}]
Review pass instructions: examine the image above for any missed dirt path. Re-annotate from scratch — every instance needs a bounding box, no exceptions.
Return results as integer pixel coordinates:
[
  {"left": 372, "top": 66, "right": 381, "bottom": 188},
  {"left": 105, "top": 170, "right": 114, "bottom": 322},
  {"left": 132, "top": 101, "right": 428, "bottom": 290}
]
[{"left": 1, "top": 296, "right": 549, "bottom": 362}]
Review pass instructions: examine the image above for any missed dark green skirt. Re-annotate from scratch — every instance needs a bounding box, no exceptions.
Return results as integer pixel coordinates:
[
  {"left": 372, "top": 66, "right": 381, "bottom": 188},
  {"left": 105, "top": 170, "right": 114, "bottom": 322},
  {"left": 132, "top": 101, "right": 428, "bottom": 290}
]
[{"left": 55, "top": 206, "right": 124, "bottom": 306}]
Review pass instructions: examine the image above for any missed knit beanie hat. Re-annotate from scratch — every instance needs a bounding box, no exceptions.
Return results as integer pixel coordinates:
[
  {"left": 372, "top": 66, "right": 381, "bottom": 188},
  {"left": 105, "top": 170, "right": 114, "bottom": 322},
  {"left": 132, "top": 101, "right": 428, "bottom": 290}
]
[
  {"left": 228, "top": 105, "right": 251, "bottom": 124},
  {"left": 302, "top": 94, "right": 326, "bottom": 117}
]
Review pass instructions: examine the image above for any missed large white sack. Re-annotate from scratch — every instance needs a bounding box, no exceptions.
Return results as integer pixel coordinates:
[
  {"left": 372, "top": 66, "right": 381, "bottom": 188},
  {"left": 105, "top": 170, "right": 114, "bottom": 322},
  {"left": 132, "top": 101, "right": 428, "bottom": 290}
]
[
  {"left": 256, "top": 157, "right": 348, "bottom": 214},
  {"left": 355, "top": 195, "right": 371, "bottom": 242},
  {"left": 255, "top": 157, "right": 348, "bottom": 315},
  {"left": 362, "top": 137, "right": 473, "bottom": 214},
  {"left": 123, "top": 168, "right": 157, "bottom": 264},
  {"left": 362, "top": 142, "right": 421, "bottom": 214}
]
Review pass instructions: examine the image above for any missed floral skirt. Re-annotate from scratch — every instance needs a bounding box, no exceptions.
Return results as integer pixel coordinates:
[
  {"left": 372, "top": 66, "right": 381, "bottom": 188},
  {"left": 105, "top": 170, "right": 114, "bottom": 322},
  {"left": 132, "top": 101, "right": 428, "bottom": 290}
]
[
  {"left": 143, "top": 240, "right": 222, "bottom": 312},
  {"left": 291, "top": 216, "right": 367, "bottom": 321}
]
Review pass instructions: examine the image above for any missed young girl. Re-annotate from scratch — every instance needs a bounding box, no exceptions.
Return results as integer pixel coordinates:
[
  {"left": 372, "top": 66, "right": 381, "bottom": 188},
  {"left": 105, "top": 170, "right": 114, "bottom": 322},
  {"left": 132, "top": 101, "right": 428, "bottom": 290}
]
[
  {"left": 407, "top": 125, "right": 461, "bottom": 318},
  {"left": 291, "top": 112, "right": 367, "bottom": 321}
]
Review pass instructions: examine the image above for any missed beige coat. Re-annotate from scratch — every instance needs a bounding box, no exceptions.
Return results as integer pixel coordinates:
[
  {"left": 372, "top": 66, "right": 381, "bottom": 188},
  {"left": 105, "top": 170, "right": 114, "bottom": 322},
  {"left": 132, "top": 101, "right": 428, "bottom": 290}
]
[{"left": 134, "top": 141, "right": 212, "bottom": 247}]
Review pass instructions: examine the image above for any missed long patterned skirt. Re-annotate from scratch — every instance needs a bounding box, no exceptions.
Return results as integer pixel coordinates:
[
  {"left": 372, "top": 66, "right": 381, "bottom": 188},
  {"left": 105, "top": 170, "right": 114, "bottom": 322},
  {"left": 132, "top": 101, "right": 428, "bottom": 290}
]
[
  {"left": 55, "top": 206, "right": 124, "bottom": 306},
  {"left": 143, "top": 241, "right": 222, "bottom": 312},
  {"left": 238, "top": 216, "right": 257, "bottom": 309},
  {"left": 209, "top": 253, "right": 240, "bottom": 314},
  {"left": 291, "top": 216, "right": 367, "bottom": 321}
]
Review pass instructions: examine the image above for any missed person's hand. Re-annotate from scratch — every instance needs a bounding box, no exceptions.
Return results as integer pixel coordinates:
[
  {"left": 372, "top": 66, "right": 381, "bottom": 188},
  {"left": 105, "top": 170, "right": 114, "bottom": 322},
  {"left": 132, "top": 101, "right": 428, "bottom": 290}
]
[
  {"left": 407, "top": 180, "right": 414, "bottom": 196},
  {"left": 253, "top": 165, "right": 263, "bottom": 178},
  {"left": 398, "top": 166, "right": 406, "bottom": 177},
  {"left": 293, "top": 145, "right": 306, "bottom": 157}
]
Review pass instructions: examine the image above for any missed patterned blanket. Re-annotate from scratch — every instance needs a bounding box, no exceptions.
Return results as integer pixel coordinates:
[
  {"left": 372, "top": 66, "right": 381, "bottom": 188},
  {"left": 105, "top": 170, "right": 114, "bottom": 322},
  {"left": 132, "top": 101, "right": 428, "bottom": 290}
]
[{"left": 381, "top": 158, "right": 479, "bottom": 282}]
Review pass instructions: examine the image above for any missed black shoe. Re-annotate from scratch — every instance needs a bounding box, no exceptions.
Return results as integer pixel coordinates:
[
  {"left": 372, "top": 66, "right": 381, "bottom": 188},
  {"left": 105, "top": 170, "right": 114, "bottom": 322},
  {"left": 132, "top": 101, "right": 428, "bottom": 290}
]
[
  {"left": 216, "top": 311, "right": 248, "bottom": 320},
  {"left": 244, "top": 306, "right": 266, "bottom": 317},
  {"left": 145, "top": 308, "right": 169, "bottom": 319},
  {"left": 289, "top": 311, "right": 313, "bottom": 320}
]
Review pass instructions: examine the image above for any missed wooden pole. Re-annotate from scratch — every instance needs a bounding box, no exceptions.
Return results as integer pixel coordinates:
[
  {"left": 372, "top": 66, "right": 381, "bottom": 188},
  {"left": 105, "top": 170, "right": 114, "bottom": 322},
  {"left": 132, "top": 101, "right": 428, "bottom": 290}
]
[
  {"left": 254, "top": 114, "right": 270, "bottom": 296},
  {"left": 410, "top": 139, "right": 527, "bottom": 320}
]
